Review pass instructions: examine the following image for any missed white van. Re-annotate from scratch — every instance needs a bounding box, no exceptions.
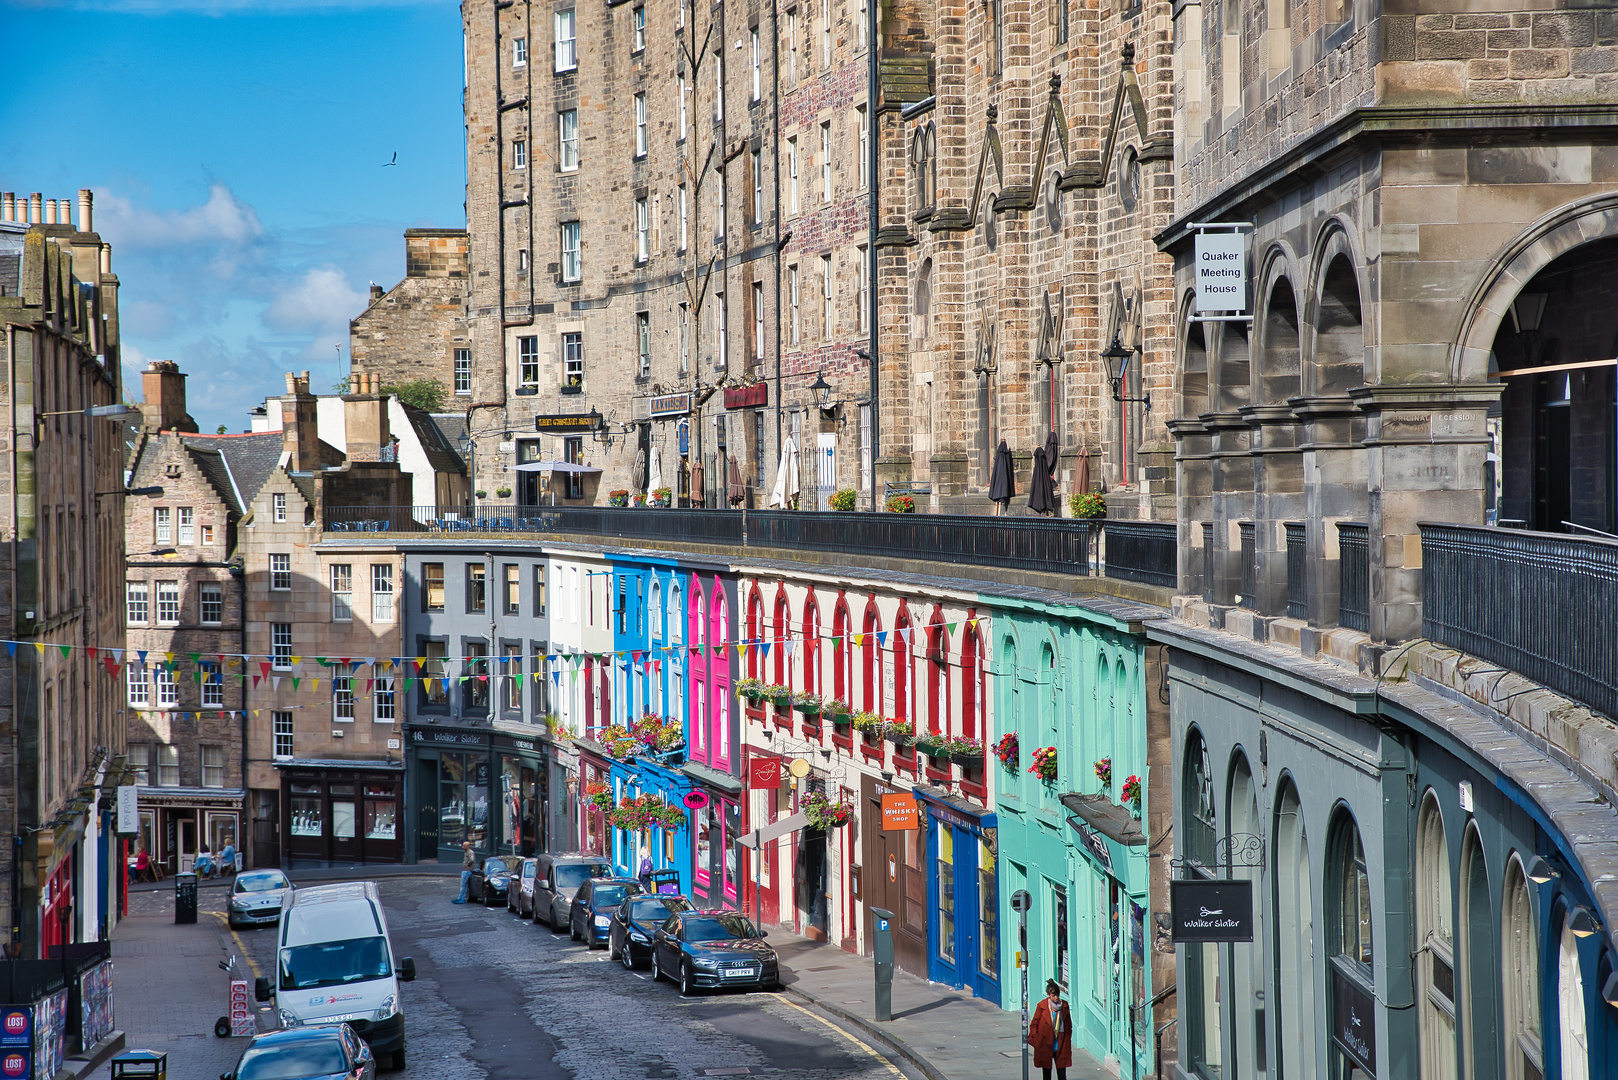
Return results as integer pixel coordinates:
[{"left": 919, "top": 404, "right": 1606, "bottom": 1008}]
[{"left": 255, "top": 881, "right": 416, "bottom": 1070}]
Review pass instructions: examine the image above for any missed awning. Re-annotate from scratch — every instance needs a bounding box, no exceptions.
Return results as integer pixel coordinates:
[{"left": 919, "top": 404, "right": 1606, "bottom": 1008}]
[
  {"left": 512, "top": 461, "right": 603, "bottom": 474},
  {"left": 736, "top": 812, "right": 809, "bottom": 849},
  {"left": 681, "top": 760, "right": 744, "bottom": 795},
  {"left": 1059, "top": 792, "right": 1146, "bottom": 846}
]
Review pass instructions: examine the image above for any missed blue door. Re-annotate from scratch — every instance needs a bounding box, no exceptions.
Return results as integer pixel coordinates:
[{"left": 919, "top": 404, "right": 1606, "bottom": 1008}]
[{"left": 926, "top": 819, "right": 1001, "bottom": 1005}]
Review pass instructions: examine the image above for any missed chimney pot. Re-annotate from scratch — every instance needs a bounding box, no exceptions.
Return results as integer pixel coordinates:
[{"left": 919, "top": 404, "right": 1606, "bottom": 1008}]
[
  {"left": 44, "top": 200, "right": 56, "bottom": 226},
  {"left": 29, "top": 194, "right": 42, "bottom": 223},
  {"left": 78, "top": 189, "right": 93, "bottom": 233},
  {"left": 1, "top": 194, "right": 12, "bottom": 222}
]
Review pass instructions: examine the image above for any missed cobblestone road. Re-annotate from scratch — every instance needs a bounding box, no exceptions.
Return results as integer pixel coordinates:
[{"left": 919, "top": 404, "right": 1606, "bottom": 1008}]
[{"left": 209, "top": 876, "right": 917, "bottom": 1080}]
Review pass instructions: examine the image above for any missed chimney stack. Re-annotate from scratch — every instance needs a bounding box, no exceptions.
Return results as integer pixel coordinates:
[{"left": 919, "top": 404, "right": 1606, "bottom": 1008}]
[
  {"left": 78, "top": 189, "right": 93, "bottom": 233},
  {"left": 280, "top": 371, "right": 323, "bottom": 472},
  {"left": 139, "top": 360, "right": 199, "bottom": 433},
  {"left": 369, "top": 283, "right": 384, "bottom": 303}
]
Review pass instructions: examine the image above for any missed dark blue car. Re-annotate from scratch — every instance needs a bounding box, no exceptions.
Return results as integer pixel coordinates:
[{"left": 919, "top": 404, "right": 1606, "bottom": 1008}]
[
  {"left": 608, "top": 893, "right": 692, "bottom": 969},
  {"left": 650, "top": 909, "right": 781, "bottom": 995},
  {"left": 569, "top": 877, "right": 642, "bottom": 948}
]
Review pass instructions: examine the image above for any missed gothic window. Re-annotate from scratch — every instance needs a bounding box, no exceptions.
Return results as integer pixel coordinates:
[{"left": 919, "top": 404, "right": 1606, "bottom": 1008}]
[
  {"left": 1034, "top": 290, "right": 1064, "bottom": 442},
  {"left": 915, "top": 259, "right": 933, "bottom": 341},
  {"left": 912, "top": 123, "right": 936, "bottom": 211}
]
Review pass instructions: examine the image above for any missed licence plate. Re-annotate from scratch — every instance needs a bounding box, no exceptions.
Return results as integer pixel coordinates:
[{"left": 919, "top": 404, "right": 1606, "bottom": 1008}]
[{"left": 723, "top": 967, "right": 757, "bottom": 978}]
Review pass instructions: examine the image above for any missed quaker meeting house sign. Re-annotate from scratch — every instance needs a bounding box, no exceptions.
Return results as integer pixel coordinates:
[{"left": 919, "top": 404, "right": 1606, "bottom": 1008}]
[{"left": 1169, "top": 879, "right": 1254, "bottom": 943}]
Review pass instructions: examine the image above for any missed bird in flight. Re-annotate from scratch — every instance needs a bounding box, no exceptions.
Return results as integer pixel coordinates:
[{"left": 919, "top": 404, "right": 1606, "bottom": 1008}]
[{"left": 383, "top": 152, "right": 397, "bottom": 167}]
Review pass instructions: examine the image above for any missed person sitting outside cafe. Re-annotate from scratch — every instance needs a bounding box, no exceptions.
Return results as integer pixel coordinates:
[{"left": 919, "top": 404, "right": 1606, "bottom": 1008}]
[
  {"left": 134, "top": 846, "right": 162, "bottom": 883},
  {"left": 195, "top": 847, "right": 214, "bottom": 878}
]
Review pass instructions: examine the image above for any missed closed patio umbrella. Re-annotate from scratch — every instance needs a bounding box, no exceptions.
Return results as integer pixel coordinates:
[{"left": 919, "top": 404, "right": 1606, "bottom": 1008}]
[
  {"left": 649, "top": 442, "right": 664, "bottom": 494},
  {"left": 988, "top": 440, "right": 1015, "bottom": 512},
  {"left": 727, "top": 454, "right": 746, "bottom": 506},
  {"left": 768, "top": 436, "right": 800, "bottom": 508},
  {"left": 1029, "top": 446, "right": 1056, "bottom": 515}
]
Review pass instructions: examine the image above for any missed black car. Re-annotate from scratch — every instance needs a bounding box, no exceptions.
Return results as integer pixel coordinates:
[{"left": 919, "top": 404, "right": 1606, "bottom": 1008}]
[
  {"left": 569, "top": 877, "right": 642, "bottom": 947},
  {"left": 650, "top": 909, "right": 780, "bottom": 995},
  {"left": 469, "top": 855, "right": 523, "bottom": 906},
  {"left": 609, "top": 893, "right": 692, "bottom": 968},
  {"left": 223, "top": 1023, "right": 375, "bottom": 1080}
]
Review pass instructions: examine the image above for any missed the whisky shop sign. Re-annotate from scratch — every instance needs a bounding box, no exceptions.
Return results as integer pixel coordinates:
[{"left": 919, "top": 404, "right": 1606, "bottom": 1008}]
[{"left": 534, "top": 411, "right": 603, "bottom": 434}]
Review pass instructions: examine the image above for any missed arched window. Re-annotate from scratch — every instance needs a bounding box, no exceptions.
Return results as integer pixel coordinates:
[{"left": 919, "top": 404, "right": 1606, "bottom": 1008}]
[
  {"left": 1228, "top": 755, "right": 1264, "bottom": 1080},
  {"left": 833, "top": 597, "right": 852, "bottom": 707},
  {"left": 773, "top": 590, "right": 790, "bottom": 685},
  {"left": 959, "top": 617, "right": 981, "bottom": 740},
  {"left": 693, "top": 582, "right": 707, "bottom": 647},
  {"left": 802, "top": 596, "right": 821, "bottom": 697},
  {"left": 925, "top": 609, "right": 948, "bottom": 734},
  {"left": 1502, "top": 857, "right": 1542, "bottom": 1080},
  {"left": 1333, "top": 815, "right": 1372, "bottom": 971},
  {"left": 862, "top": 600, "right": 883, "bottom": 714},
  {"left": 912, "top": 123, "right": 936, "bottom": 210},
  {"left": 1558, "top": 914, "right": 1589, "bottom": 1080},
  {"left": 893, "top": 606, "right": 912, "bottom": 722},
  {"left": 715, "top": 591, "right": 728, "bottom": 647},
  {"left": 650, "top": 580, "right": 663, "bottom": 640},
  {"left": 1461, "top": 826, "right": 1500, "bottom": 1080},
  {"left": 1275, "top": 779, "right": 1317, "bottom": 1080},
  {"left": 746, "top": 586, "right": 763, "bottom": 679},
  {"left": 1183, "top": 729, "right": 1220, "bottom": 1076},
  {"left": 1417, "top": 795, "right": 1458, "bottom": 1080},
  {"left": 671, "top": 583, "right": 683, "bottom": 646},
  {"left": 915, "top": 258, "right": 933, "bottom": 341}
]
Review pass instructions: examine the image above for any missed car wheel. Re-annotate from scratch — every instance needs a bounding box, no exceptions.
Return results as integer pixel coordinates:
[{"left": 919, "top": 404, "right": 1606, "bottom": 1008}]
[
  {"left": 651, "top": 951, "right": 663, "bottom": 982},
  {"left": 679, "top": 960, "right": 696, "bottom": 997},
  {"left": 569, "top": 915, "right": 582, "bottom": 942},
  {"left": 607, "top": 937, "right": 620, "bottom": 961},
  {"left": 621, "top": 943, "right": 636, "bottom": 970}
]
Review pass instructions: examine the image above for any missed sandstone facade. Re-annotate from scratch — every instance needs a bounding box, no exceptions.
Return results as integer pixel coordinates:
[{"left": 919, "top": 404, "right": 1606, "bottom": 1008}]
[{"left": 349, "top": 229, "right": 471, "bottom": 411}]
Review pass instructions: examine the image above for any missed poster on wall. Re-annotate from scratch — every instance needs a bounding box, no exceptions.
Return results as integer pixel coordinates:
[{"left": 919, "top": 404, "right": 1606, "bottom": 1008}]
[
  {"left": 0, "top": 1006, "right": 32, "bottom": 1080},
  {"left": 78, "top": 962, "right": 115, "bottom": 1052},
  {"left": 33, "top": 991, "right": 65, "bottom": 1080}
]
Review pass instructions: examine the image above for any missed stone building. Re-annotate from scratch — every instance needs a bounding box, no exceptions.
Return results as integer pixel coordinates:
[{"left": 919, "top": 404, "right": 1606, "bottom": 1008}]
[
  {"left": 123, "top": 361, "right": 284, "bottom": 874},
  {"left": 0, "top": 190, "right": 126, "bottom": 954},
  {"left": 349, "top": 229, "right": 471, "bottom": 410},
  {"left": 1154, "top": 0, "right": 1618, "bottom": 1076}
]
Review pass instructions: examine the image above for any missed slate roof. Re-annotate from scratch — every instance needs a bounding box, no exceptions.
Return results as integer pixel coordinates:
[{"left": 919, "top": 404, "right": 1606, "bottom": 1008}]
[
  {"left": 404, "top": 406, "right": 466, "bottom": 475},
  {"left": 179, "top": 431, "right": 285, "bottom": 512},
  {"left": 0, "top": 254, "right": 19, "bottom": 297},
  {"left": 430, "top": 413, "right": 468, "bottom": 457}
]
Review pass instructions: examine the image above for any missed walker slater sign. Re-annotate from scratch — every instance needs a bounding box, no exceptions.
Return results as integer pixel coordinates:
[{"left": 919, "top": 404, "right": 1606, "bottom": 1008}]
[
  {"left": 1331, "top": 965, "right": 1377, "bottom": 1076},
  {"left": 1194, "top": 230, "right": 1247, "bottom": 313},
  {"left": 1170, "top": 879, "right": 1254, "bottom": 942}
]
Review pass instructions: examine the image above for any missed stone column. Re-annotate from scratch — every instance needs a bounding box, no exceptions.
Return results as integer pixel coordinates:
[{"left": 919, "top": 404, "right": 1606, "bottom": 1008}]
[
  {"left": 1168, "top": 419, "right": 1213, "bottom": 596},
  {"left": 1242, "top": 404, "right": 1304, "bottom": 617},
  {"left": 1201, "top": 411, "right": 1253, "bottom": 607},
  {"left": 1292, "top": 395, "right": 1367, "bottom": 631}
]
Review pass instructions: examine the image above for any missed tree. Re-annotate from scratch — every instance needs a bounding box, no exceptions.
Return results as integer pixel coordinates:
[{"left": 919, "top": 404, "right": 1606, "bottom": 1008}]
[{"left": 383, "top": 378, "right": 449, "bottom": 412}]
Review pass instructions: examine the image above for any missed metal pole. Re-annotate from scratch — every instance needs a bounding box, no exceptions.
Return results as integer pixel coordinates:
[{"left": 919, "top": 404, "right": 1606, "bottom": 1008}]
[{"left": 1020, "top": 907, "right": 1029, "bottom": 1080}]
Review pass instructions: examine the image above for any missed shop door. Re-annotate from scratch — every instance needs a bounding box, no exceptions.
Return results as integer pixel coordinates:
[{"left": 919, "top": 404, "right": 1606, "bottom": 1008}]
[
  {"left": 794, "top": 829, "right": 828, "bottom": 940},
  {"left": 252, "top": 796, "right": 279, "bottom": 870},
  {"left": 178, "top": 816, "right": 198, "bottom": 873},
  {"left": 414, "top": 759, "right": 439, "bottom": 860},
  {"left": 330, "top": 786, "right": 359, "bottom": 863},
  {"left": 863, "top": 789, "right": 926, "bottom": 973}
]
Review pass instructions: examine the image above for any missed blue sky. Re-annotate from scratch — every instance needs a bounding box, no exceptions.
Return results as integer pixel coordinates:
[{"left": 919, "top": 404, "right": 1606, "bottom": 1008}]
[{"left": 0, "top": 0, "right": 465, "bottom": 433}]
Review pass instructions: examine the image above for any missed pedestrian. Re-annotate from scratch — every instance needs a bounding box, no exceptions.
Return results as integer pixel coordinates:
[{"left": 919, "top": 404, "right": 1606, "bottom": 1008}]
[
  {"left": 1027, "top": 979, "right": 1073, "bottom": 1080},
  {"left": 454, "top": 840, "right": 475, "bottom": 903},
  {"left": 638, "top": 855, "right": 653, "bottom": 892}
]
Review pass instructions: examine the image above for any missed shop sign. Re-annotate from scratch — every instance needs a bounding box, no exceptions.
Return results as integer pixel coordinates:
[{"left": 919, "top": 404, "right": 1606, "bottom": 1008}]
[
  {"left": 881, "top": 793, "right": 918, "bottom": 831},
  {"left": 677, "top": 418, "right": 690, "bottom": 455},
  {"left": 116, "top": 786, "right": 140, "bottom": 835},
  {"left": 723, "top": 383, "right": 767, "bottom": 409},
  {"left": 1170, "top": 879, "right": 1253, "bottom": 942},
  {"left": 534, "top": 411, "right": 603, "bottom": 434},
  {"left": 1194, "top": 230, "right": 1247, "bottom": 314},
  {"left": 414, "top": 730, "right": 484, "bottom": 745},
  {"left": 747, "top": 756, "right": 784, "bottom": 790},
  {"left": 924, "top": 798, "right": 991, "bottom": 833},
  {"left": 649, "top": 392, "right": 692, "bottom": 418},
  {"left": 1068, "top": 817, "right": 1114, "bottom": 875},
  {"left": 1331, "top": 964, "right": 1377, "bottom": 1076}
]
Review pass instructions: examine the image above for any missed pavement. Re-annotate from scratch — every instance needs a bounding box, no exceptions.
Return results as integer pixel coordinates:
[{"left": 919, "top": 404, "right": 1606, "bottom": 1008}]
[{"left": 767, "top": 928, "right": 1112, "bottom": 1080}]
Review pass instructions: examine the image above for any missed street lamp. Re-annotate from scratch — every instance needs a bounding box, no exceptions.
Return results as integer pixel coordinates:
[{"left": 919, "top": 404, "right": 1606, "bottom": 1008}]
[
  {"left": 809, "top": 372, "right": 833, "bottom": 410},
  {"left": 39, "top": 404, "right": 136, "bottom": 419},
  {"left": 1103, "top": 335, "right": 1151, "bottom": 411}
]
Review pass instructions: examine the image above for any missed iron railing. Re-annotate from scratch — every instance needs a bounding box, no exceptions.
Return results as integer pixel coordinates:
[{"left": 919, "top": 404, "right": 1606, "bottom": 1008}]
[
  {"left": 1285, "top": 522, "right": 1307, "bottom": 620},
  {"left": 1102, "top": 520, "right": 1179, "bottom": 588},
  {"left": 1421, "top": 523, "right": 1618, "bottom": 722},
  {"left": 1336, "top": 522, "right": 1370, "bottom": 633},
  {"left": 1238, "top": 521, "right": 1256, "bottom": 609},
  {"left": 325, "top": 506, "right": 1120, "bottom": 579}
]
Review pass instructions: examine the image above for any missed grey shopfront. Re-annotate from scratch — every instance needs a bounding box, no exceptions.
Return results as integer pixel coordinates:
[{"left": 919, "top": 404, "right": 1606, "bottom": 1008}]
[{"left": 407, "top": 725, "right": 551, "bottom": 863}]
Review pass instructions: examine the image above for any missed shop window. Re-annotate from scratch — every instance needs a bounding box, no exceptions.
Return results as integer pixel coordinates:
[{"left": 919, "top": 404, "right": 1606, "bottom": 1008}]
[
  {"left": 332, "top": 788, "right": 356, "bottom": 842},
  {"left": 1503, "top": 857, "right": 1542, "bottom": 1080},
  {"left": 1052, "top": 882, "right": 1069, "bottom": 991},
  {"left": 1184, "top": 728, "right": 1221, "bottom": 1077},
  {"left": 1275, "top": 779, "right": 1317, "bottom": 1080},
  {"left": 291, "top": 784, "right": 323, "bottom": 837},
  {"left": 937, "top": 827, "right": 956, "bottom": 963},
  {"left": 978, "top": 838, "right": 998, "bottom": 977},
  {"left": 365, "top": 787, "right": 397, "bottom": 840}
]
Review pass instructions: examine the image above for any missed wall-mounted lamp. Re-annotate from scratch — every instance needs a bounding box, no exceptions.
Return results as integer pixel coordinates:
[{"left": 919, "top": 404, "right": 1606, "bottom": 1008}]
[
  {"left": 1526, "top": 855, "right": 1561, "bottom": 884},
  {"left": 1103, "top": 335, "right": 1151, "bottom": 411},
  {"left": 1568, "top": 906, "right": 1601, "bottom": 938},
  {"left": 809, "top": 372, "right": 833, "bottom": 408},
  {"left": 40, "top": 404, "right": 136, "bottom": 420}
]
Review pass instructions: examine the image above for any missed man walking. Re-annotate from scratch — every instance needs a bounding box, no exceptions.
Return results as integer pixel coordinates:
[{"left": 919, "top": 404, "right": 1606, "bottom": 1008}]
[{"left": 454, "top": 840, "right": 475, "bottom": 903}]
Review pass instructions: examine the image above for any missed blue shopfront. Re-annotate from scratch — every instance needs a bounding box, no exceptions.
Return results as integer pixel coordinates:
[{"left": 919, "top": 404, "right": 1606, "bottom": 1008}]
[
  {"left": 920, "top": 787, "right": 1001, "bottom": 1005},
  {"left": 607, "top": 755, "right": 695, "bottom": 886}
]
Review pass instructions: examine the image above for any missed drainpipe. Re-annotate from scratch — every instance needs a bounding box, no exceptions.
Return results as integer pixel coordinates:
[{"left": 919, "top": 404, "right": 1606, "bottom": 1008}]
[
  {"left": 771, "top": 0, "right": 783, "bottom": 470},
  {"left": 865, "top": 0, "right": 879, "bottom": 510},
  {"left": 6, "top": 324, "right": 20, "bottom": 952}
]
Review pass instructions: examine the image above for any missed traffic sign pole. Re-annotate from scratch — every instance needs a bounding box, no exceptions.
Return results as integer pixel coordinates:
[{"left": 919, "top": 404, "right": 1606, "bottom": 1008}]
[{"left": 1010, "top": 890, "right": 1032, "bottom": 1080}]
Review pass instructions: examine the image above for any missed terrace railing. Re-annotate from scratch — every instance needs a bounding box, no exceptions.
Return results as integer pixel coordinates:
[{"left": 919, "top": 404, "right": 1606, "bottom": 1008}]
[
  {"left": 1336, "top": 522, "right": 1370, "bottom": 633},
  {"left": 1421, "top": 522, "right": 1618, "bottom": 722},
  {"left": 1101, "top": 520, "right": 1179, "bottom": 588}
]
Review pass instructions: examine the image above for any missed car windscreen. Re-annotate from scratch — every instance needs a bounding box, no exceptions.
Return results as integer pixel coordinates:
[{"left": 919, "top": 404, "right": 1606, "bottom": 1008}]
[
  {"left": 236, "top": 1040, "right": 348, "bottom": 1080},
  {"left": 235, "top": 873, "right": 288, "bottom": 894},
  {"left": 279, "top": 936, "right": 392, "bottom": 991},
  {"left": 630, "top": 898, "right": 685, "bottom": 923},
  {"left": 682, "top": 914, "right": 759, "bottom": 941},
  {"left": 484, "top": 857, "right": 519, "bottom": 875},
  {"left": 591, "top": 885, "right": 630, "bottom": 908},
  {"left": 555, "top": 863, "right": 610, "bottom": 889}
]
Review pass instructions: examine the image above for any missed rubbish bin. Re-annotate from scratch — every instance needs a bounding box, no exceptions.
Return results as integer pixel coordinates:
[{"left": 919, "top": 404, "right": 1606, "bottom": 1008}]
[
  {"left": 174, "top": 872, "right": 198, "bottom": 925},
  {"left": 110, "top": 1049, "right": 167, "bottom": 1080}
]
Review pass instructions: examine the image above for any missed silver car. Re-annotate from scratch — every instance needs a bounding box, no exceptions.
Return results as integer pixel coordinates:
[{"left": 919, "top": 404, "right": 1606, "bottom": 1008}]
[{"left": 227, "top": 868, "right": 293, "bottom": 929}]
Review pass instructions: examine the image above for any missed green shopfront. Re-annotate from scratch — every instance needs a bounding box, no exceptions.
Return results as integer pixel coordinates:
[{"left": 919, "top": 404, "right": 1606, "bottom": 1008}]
[
  {"left": 988, "top": 595, "right": 1158, "bottom": 1078},
  {"left": 407, "top": 724, "right": 551, "bottom": 863}
]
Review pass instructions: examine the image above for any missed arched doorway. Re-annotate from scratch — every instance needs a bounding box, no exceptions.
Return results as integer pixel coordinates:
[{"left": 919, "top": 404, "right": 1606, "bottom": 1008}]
[{"left": 1488, "top": 236, "right": 1618, "bottom": 534}]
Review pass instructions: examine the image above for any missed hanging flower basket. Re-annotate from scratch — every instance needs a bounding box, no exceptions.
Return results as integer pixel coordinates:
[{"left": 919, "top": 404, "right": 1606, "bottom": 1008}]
[
  {"left": 609, "top": 794, "right": 686, "bottom": 832},
  {"left": 608, "top": 490, "right": 630, "bottom": 508},
  {"left": 803, "top": 791, "right": 854, "bottom": 829},
  {"left": 993, "top": 732, "right": 1019, "bottom": 770},
  {"left": 584, "top": 781, "right": 613, "bottom": 812},
  {"left": 1029, "top": 746, "right": 1059, "bottom": 783}
]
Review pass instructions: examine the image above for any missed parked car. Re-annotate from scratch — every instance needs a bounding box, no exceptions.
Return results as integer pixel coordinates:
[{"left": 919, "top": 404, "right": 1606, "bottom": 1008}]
[
  {"left": 650, "top": 909, "right": 780, "bottom": 995},
  {"left": 609, "top": 894, "right": 692, "bottom": 968},
  {"left": 469, "top": 855, "right": 523, "bottom": 906},
  {"left": 227, "top": 869, "right": 293, "bottom": 930},
  {"left": 223, "top": 1023, "right": 375, "bottom": 1080},
  {"left": 530, "top": 853, "right": 612, "bottom": 932},
  {"left": 568, "top": 877, "right": 642, "bottom": 947},
  {"left": 508, "top": 857, "right": 538, "bottom": 916}
]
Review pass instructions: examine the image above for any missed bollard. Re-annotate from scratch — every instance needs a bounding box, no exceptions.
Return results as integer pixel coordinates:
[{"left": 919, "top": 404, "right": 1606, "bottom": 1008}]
[{"left": 870, "top": 906, "right": 895, "bottom": 1022}]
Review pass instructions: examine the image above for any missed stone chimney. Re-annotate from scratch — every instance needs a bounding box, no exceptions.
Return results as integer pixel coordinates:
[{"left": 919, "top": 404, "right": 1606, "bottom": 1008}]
[
  {"left": 403, "top": 229, "right": 470, "bottom": 279},
  {"left": 280, "top": 371, "right": 322, "bottom": 472},
  {"left": 369, "top": 283, "right": 384, "bottom": 303},
  {"left": 341, "top": 371, "right": 392, "bottom": 462},
  {"left": 140, "top": 360, "right": 198, "bottom": 433},
  {"left": 78, "top": 189, "right": 93, "bottom": 233}
]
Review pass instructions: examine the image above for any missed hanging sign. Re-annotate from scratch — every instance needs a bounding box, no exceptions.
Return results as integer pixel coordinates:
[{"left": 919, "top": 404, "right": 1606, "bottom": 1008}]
[
  {"left": 116, "top": 786, "right": 140, "bottom": 835},
  {"left": 1331, "top": 965, "right": 1377, "bottom": 1076},
  {"left": 1194, "top": 230, "right": 1247, "bottom": 314},
  {"left": 649, "top": 393, "right": 692, "bottom": 418},
  {"left": 747, "top": 756, "right": 784, "bottom": 790},
  {"left": 1169, "top": 879, "right": 1254, "bottom": 942},
  {"left": 881, "top": 793, "right": 919, "bottom": 831},
  {"left": 534, "top": 411, "right": 603, "bottom": 434}
]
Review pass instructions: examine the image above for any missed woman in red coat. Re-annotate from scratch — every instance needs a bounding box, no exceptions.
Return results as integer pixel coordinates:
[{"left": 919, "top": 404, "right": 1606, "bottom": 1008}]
[{"left": 1027, "top": 979, "right": 1074, "bottom": 1080}]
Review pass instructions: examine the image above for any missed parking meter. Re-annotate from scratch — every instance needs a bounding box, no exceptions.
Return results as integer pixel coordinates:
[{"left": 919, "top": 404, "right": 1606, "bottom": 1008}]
[
  {"left": 870, "top": 906, "right": 896, "bottom": 1022},
  {"left": 174, "top": 872, "right": 198, "bottom": 925}
]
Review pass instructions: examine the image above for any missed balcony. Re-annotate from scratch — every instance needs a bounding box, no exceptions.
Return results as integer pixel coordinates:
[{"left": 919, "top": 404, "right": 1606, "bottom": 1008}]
[
  {"left": 1421, "top": 523, "right": 1618, "bottom": 723},
  {"left": 323, "top": 505, "right": 1178, "bottom": 588}
]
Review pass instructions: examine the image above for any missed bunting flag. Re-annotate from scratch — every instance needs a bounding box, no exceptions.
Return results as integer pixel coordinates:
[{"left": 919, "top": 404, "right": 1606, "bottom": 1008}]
[
  {"left": 876, "top": 630, "right": 889, "bottom": 648},
  {"left": 291, "top": 677, "right": 301, "bottom": 690}
]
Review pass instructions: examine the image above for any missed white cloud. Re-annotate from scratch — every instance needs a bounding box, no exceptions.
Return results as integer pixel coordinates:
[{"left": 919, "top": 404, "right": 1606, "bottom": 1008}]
[
  {"left": 97, "top": 183, "right": 264, "bottom": 251},
  {"left": 263, "top": 266, "right": 366, "bottom": 335}
]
